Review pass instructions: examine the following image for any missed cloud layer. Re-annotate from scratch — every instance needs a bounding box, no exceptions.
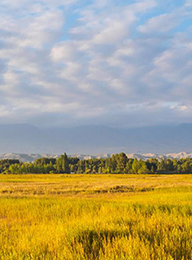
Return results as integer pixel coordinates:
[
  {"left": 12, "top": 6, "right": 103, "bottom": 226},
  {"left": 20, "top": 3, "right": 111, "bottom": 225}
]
[{"left": 0, "top": 0, "right": 192, "bottom": 127}]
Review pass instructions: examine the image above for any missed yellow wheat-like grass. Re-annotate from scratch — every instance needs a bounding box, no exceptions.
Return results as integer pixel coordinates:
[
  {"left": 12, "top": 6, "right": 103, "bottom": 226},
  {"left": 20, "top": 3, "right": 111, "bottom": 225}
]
[{"left": 0, "top": 174, "right": 192, "bottom": 259}]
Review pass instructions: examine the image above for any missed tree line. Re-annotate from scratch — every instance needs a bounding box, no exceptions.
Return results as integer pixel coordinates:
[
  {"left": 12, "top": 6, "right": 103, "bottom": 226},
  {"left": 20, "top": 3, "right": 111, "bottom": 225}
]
[{"left": 1, "top": 153, "right": 192, "bottom": 174}]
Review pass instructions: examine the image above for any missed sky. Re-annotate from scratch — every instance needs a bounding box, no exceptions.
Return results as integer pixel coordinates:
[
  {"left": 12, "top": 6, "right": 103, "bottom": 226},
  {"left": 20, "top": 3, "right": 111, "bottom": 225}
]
[{"left": 0, "top": 0, "right": 192, "bottom": 128}]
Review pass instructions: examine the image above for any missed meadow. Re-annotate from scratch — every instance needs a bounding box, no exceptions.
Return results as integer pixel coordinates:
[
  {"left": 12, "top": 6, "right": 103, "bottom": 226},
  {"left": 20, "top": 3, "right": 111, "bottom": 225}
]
[{"left": 0, "top": 174, "right": 192, "bottom": 259}]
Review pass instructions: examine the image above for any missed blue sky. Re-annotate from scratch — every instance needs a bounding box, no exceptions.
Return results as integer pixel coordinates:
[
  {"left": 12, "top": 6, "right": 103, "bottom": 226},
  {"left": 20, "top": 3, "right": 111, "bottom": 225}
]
[{"left": 0, "top": 0, "right": 192, "bottom": 128}]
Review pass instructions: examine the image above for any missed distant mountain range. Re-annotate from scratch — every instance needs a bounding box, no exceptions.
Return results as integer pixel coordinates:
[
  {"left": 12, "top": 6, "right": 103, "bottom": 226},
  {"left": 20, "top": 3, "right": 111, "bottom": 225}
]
[
  {"left": 1, "top": 152, "right": 192, "bottom": 162},
  {"left": 0, "top": 123, "right": 192, "bottom": 154}
]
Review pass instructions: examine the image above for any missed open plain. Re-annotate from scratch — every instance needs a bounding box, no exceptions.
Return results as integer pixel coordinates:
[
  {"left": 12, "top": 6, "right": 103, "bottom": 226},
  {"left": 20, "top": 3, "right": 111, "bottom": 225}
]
[{"left": 0, "top": 174, "right": 192, "bottom": 260}]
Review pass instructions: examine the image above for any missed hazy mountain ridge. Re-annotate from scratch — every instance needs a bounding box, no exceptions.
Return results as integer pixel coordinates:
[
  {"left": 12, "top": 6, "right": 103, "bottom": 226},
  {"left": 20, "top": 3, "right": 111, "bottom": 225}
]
[
  {"left": 1, "top": 152, "right": 192, "bottom": 162},
  {"left": 0, "top": 123, "right": 192, "bottom": 154}
]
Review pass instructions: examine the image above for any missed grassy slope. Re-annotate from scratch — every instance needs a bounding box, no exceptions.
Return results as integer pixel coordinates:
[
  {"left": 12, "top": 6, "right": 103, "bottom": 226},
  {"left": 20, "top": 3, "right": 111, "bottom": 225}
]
[{"left": 0, "top": 174, "right": 192, "bottom": 259}]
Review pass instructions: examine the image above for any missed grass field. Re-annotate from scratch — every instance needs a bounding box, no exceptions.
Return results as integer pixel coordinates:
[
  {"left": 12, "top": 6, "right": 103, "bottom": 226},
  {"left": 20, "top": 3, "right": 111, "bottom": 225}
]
[{"left": 0, "top": 174, "right": 192, "bottom": 260}]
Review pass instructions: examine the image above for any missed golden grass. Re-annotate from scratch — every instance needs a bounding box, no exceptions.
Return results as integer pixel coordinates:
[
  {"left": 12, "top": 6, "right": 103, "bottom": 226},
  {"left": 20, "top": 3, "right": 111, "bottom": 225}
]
[
  {"left": 0, "top": 174, "right": 192, "bottom": 197},
  {"left": 0, "top": 174, "right": 192, "bottom": 259}
]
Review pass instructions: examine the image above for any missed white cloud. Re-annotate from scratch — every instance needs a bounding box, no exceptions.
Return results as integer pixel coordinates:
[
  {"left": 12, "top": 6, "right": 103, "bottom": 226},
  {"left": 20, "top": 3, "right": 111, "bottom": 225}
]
[
  {"left": 51, "top": 42, "right": 77, "bottom": 61},
  {"left": 138, "top": 13, "right": 179, "bottom": 33},
  {"left": 0, "top": 0, "right": 192, "bottom": 127}
]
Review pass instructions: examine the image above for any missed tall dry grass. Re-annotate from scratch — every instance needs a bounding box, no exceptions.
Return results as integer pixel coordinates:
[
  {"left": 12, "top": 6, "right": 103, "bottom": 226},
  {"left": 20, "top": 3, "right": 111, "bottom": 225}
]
[{"left": 0, "top": 174, "right": 192, "bottom": 259}]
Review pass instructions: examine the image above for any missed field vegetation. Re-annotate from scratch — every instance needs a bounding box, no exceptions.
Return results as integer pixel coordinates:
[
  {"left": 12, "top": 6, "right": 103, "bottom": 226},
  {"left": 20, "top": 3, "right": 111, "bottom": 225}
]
[{"left": 0, "top": 174, "right": 192, "bottom": 259}]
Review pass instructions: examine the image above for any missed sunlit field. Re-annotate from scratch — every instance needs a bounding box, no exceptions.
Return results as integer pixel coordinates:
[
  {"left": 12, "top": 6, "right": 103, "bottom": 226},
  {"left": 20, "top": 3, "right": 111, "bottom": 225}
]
[{"left": 0, "top": 174, "right": 192, "bottom": 260}]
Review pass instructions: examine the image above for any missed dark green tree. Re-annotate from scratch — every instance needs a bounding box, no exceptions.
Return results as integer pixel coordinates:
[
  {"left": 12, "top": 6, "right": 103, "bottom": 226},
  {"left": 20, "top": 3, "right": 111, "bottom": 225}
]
[{"left": 56, "top": 153, "right": 70, "bottom": 173}]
